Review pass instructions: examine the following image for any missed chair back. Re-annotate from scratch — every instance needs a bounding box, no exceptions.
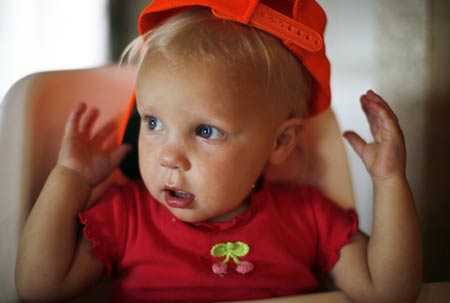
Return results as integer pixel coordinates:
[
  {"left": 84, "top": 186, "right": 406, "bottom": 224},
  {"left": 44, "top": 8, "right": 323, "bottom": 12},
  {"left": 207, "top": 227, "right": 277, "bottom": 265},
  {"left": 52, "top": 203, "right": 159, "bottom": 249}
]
[{"left": 0, "top": 66, "right": 136, "bottom": 302}]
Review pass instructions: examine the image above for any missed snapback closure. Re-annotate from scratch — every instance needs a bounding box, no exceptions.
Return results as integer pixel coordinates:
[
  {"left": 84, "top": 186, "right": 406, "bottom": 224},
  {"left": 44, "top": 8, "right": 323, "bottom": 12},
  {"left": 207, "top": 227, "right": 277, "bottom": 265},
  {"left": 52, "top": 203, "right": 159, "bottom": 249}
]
[
  {"left": 214, "top": 2, "right": 323, "bottom": 52},
  {"left": 250, "top": 3, "right": 323, "bottom": 52}
]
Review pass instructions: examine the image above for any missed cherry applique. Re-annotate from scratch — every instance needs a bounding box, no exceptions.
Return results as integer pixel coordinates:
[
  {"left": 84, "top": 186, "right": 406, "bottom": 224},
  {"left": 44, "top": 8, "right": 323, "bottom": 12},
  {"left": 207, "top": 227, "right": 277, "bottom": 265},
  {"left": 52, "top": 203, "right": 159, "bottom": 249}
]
[{"left": 210, "top": 241, "right": 254, "bottom": 276}]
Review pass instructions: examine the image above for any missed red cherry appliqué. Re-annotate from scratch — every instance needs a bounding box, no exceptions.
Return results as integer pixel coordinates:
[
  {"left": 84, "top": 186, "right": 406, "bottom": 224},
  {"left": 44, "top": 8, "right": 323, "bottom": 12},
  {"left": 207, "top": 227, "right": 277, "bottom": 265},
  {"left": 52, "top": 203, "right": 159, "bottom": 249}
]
[
  {"left": 211, "top": 262, "right": 228, "bottom": 276},
  {"left": 235, "top": 260, "right": 254, "bottom": 274},
  {"left": 210, "top": 241, "right": 254, "bottom": 276}
]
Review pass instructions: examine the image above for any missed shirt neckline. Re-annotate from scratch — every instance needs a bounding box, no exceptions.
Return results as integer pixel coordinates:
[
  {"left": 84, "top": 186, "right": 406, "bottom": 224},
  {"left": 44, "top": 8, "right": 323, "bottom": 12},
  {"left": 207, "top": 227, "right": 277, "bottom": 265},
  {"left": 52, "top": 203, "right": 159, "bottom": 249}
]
[{"left": 187, "top": 188, "right": 266, "bottom": 231}]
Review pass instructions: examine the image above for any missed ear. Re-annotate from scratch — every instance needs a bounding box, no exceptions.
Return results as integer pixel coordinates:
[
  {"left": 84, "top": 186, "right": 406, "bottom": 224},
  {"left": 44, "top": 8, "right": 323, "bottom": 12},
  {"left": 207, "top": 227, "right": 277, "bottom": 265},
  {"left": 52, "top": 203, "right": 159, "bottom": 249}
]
[{"left": 269, "top": 117, "right": 303, "bottom": 165}]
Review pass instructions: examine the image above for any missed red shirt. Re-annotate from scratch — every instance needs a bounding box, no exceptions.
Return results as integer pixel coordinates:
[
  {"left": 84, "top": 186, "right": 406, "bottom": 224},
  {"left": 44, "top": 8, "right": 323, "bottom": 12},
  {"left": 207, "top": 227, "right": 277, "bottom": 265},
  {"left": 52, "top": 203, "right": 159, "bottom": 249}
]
[{"left": 79, "top": 180, "right": 357, "bottom": 302}]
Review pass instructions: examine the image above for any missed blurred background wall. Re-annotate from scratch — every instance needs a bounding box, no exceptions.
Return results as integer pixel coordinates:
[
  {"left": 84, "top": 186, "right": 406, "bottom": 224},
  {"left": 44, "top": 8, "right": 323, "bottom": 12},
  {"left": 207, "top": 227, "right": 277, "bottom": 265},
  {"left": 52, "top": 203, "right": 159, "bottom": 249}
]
[
  {"left": 108, "top": 0, "right": 148, "bottom": 60},
  {"left": 0, "top": 0, "right": 110, "bottom": 103},
  {"left": 0, "top": 1, "right": 448, "bottom": 297},
  {"left": 373, "top": 0, "right": 450, "bottom": 283},
  {"left": 322, "top": 0, "right": 450, "bottom": 283}
]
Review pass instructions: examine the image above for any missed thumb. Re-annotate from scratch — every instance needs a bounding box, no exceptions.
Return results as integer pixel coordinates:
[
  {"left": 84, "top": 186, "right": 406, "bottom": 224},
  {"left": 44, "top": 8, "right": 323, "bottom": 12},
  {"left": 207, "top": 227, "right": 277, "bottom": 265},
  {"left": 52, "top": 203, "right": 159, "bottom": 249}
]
[{"left": 343, "top": 131, "right": 366, "bottom": 158}]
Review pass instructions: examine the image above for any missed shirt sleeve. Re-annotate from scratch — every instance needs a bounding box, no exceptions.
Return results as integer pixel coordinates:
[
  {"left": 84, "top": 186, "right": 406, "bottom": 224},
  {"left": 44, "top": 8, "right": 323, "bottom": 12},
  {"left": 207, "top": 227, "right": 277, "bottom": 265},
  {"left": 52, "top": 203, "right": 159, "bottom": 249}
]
[
  {"left": 78, "top": 184, "right": 129, "bottom": 275},
  {"left": 308, "top": 187, "right": 359, "bottom": 275}
]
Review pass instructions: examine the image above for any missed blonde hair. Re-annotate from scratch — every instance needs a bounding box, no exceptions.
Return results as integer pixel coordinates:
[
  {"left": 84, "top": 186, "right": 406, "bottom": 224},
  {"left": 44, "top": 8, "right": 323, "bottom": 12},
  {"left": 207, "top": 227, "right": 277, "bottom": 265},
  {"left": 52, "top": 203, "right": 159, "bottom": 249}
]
[{"left": 122, "top": 8, "right": 312, "bottom": 117}]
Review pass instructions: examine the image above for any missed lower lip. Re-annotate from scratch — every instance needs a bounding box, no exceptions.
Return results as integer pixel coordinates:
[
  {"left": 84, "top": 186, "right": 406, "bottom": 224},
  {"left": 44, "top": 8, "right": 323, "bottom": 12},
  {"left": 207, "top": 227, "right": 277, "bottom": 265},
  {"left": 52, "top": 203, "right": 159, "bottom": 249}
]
[{"left": 164, "top": 191, "right": 195, "bottom": 209}]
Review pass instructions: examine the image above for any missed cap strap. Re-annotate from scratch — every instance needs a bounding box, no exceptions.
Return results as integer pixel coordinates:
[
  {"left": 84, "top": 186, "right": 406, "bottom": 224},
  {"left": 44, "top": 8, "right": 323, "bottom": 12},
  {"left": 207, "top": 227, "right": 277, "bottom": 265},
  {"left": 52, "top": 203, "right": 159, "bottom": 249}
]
[{"left": 249, "top": 3, "right": 323, "bottom": 52}]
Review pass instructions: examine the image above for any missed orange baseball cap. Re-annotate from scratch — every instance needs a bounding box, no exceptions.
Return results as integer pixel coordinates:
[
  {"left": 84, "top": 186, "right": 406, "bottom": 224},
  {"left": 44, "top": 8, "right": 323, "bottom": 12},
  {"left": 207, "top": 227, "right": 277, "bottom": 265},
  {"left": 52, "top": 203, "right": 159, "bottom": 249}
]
[
  {"left": 119, "top": 0, "right": 331, "bottom": 179},
  {"left": 138, "top": 0, "right": 330, "bottom": 115}
]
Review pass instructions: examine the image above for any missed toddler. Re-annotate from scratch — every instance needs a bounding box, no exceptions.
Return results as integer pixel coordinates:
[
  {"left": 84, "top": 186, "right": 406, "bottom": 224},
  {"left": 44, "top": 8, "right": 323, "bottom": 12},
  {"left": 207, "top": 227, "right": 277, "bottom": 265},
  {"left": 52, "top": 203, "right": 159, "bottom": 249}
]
[{"left": 16, "top": 0, "right": 422, "bottom": 302}]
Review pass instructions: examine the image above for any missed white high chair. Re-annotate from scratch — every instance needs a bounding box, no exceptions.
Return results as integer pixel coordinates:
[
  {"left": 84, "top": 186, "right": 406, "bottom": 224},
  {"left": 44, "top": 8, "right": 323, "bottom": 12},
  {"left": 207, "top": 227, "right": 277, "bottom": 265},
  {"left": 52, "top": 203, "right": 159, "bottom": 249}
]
[{"left": 1, "top": 66, "right": 446, "bottom": 302}]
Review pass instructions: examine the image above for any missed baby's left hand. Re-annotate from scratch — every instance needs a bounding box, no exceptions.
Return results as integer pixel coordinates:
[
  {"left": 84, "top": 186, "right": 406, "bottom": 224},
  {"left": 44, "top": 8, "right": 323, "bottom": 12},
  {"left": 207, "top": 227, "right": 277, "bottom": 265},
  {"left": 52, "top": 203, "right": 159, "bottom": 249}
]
[{"left": 343, "top": 90, "right": 406, "bottom": 181}]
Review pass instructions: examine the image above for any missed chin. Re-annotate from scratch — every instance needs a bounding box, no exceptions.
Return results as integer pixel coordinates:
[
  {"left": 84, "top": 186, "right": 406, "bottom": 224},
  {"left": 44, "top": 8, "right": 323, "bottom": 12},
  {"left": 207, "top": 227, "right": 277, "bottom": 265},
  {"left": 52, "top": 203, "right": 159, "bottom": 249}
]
[{"left": 168, "top": 208, "right": 211, "bottom": 223}]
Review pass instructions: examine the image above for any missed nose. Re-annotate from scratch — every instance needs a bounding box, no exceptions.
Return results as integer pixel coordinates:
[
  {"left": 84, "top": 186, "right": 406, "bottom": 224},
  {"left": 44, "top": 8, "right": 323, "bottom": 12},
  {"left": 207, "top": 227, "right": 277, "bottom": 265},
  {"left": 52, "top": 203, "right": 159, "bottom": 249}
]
[{"left": 159, "top": 143, "right": 191, "bottom": 171}]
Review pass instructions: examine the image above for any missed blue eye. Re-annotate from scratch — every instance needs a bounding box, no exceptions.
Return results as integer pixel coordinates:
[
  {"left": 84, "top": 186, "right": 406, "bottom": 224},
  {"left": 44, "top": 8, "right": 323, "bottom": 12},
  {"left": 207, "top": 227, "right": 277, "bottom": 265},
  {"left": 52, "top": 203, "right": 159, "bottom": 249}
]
[
  {"left": 196, "top": 125, "right": 224, "bottom": 139},
  {"left": 146, "top": 116, "right": 164, "bottom": 131}
]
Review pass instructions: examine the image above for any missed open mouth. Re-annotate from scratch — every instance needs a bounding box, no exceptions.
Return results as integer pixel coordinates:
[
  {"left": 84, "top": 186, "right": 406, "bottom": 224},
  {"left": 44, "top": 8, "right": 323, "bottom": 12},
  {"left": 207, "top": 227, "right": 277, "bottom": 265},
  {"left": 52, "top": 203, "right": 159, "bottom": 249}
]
[{"left": 163, "top": 187, "right": 195, "bottom": 209}]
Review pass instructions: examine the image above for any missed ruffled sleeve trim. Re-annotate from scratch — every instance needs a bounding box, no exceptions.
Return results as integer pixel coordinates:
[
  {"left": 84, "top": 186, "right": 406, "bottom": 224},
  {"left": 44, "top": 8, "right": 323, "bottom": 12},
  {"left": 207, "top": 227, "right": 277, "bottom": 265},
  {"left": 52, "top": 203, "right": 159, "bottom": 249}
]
[
  {"left": 321, "top": 208, "right": 359, "bottom": 274},
  {"left": 79, "top": 212, "right": 114, "bottom": 275}
]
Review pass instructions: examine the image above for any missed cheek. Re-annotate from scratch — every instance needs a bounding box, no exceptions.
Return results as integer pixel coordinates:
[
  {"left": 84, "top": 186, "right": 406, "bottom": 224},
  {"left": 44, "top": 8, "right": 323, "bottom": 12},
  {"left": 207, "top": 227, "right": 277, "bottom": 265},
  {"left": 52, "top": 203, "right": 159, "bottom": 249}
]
[
  {"left": 138, "top": 140, "right": 158, "bottom": 176},
  {"left": 198, "top": 147, "right": 267, "bottom": 188},
  {"left": 138, "top": 143, "right": 163, "bottom": 198}
]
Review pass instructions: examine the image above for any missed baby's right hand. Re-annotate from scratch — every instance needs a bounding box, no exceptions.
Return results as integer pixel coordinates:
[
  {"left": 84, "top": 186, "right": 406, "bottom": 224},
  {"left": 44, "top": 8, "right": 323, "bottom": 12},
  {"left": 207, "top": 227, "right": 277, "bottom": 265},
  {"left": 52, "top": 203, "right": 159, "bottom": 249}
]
[{"left": 57, "top": 103, "right": 131, "bottom": 187}]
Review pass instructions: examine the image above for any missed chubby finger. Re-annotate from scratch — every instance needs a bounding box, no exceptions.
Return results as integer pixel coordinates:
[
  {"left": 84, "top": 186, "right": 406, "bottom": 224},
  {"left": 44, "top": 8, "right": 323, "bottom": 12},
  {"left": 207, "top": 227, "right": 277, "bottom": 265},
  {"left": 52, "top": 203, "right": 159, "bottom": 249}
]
[
  {"left": 365, "top": 90, "right": 398, "bottom": 122},
  {"left": 343, "top": 131, "right": 367, "bottom": 158},
  {"left": 361, "top": 94, "right": 402, "bottom": 143},
  {"left": 80, "top": 107, "right": 100, "bottom": 134},
  {"left": 361, "top": 96, "right": 385, "bottom": 137},
  {"left": 66, "top": 103, "right": 87, "bottom": 132},
  {"left": 102, "top": 132, "right": 122, "bottom": 153},
  {"left": 92, "top": 120, "right": 118, "bottom": 147}
]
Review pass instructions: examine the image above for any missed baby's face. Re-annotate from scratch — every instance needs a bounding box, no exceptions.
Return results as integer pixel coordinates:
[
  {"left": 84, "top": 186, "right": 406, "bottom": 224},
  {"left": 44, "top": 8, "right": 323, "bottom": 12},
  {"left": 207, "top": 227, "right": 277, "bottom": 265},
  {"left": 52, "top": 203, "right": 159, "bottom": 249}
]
[{"left": 135, "top": 57, "right": 281, "bottom": 223}]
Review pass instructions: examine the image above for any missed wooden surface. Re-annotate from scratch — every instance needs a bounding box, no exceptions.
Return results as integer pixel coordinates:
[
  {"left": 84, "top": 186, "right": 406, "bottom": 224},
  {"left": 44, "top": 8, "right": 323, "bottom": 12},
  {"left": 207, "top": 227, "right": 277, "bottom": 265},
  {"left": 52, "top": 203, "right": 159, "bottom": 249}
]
[{"left": 222, "top": 281, "right": 450, "bottom": 303}]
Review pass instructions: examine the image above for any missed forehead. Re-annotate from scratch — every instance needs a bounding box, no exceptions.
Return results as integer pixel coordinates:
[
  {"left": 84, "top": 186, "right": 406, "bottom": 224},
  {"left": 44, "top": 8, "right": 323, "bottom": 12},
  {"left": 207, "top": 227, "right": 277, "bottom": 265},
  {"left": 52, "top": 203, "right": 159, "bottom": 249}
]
[{"left": 136, "top": 55, "right": 266, "bottom": 112}]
